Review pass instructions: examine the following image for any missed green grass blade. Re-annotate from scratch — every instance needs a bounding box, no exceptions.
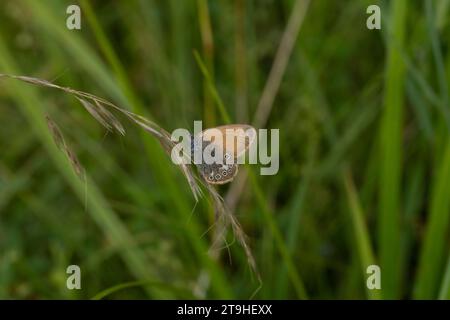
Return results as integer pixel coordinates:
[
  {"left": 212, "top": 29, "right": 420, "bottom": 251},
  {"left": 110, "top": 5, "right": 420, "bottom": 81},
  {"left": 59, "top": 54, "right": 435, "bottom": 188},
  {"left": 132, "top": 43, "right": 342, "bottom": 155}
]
[
  {"left": 414, "top": 0, "right": 450, "bottom": 299},
  {"left": 194, "top": 51, "right": 232, "bottom": 124},
  {"left": 80, "top": 0, "right": 142, "bottom": 112},
  {"left": 92, "top": 280, "right": 194, "bottom": 300},
  {"left": 414, "top": 143, "right": 450, "bottom": 298},
  {"left": 439, "top": 252, "right": 450, "bottom": 299},
  {"left": 249, "top": 171, "right": 308, "bottom": 299},
  {"left": 378, "top": 0, "right": 407, "bottom": 299},
  {"left": 196, "top": 0, "right": 216, "bottom": 126},
  {"left": 343, "top": 170, "right": 381, "bottom": 300}
]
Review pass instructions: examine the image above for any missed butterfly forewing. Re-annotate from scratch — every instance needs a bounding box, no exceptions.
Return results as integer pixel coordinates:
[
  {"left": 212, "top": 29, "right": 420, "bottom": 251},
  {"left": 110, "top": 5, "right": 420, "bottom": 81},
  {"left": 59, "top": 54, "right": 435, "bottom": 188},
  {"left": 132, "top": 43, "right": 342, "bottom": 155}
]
[{"left": 198, "top": 124, "right": 256, "bottom": 159}]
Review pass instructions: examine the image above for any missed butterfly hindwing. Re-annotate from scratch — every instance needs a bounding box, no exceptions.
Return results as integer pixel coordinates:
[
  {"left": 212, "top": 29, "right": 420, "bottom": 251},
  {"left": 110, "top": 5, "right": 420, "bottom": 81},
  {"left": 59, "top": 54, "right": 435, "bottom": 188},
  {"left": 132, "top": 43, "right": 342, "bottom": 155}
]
[
  {"left": 197, "top": 160, "right": 239, "bottom": 185},
  {"left": 198, "top": 124, "right": 256, "bottom": 159}
]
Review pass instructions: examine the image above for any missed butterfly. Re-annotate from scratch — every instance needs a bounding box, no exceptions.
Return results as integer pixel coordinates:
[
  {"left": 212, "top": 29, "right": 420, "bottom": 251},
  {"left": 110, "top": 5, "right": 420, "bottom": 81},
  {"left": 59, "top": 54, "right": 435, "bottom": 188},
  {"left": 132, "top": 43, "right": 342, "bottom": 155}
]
[{"left": 191, "top": 124, "right": 256, "bottom": 184}]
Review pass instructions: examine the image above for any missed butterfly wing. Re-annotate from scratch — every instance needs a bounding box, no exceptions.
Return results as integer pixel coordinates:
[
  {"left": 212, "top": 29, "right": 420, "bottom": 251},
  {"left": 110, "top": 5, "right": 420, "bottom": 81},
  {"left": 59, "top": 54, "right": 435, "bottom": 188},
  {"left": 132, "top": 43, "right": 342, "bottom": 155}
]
[
  {"left": 197, "top": 162, "right": 239, "bottom": 185},
  {"left": 198, "top": 124, "right": 256, "bottom": 159}
]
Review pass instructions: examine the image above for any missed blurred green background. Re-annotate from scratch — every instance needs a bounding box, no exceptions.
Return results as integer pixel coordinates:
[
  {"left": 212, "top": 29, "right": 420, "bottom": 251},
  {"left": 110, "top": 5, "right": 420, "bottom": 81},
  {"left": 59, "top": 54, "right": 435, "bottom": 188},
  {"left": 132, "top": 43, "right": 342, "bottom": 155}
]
[{"left": 0, "top": 0, "right": 449, "bottom": 299}]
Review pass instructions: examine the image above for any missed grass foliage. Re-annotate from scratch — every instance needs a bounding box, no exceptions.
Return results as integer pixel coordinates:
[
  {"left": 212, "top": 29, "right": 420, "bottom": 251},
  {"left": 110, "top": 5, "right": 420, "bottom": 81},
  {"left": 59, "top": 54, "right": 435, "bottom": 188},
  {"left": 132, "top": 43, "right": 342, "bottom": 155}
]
[{"left": 0, "top": 0, "right": 449, "bottom": 299}]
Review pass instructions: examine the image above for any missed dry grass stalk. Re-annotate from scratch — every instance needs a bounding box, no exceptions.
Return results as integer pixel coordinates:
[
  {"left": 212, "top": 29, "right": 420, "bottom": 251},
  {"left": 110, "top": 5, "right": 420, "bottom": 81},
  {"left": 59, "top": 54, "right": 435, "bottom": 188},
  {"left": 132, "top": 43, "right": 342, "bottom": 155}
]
[
  {"left": 226, "top": 0, "right": 311, "bottom": 213},
  {"left": 0, "top": 73, "right": 200, "bottom": 198},
  {"left": 0, "top": 73, "right": 259, "bottom": 282}
]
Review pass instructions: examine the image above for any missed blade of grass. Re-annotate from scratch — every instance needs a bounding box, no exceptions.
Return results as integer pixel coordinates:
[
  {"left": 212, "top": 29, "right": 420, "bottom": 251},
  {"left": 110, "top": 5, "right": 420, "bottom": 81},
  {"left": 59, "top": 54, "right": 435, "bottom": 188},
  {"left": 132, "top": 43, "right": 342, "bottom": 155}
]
[
  {"left": 22, "top": 0, "right": 130, "bottom": 108},
  {"left": 414, "top": 142, "right": 450, "bottom": 298},
  {"left": 234, "top": 0, "right": 249, "bottom": 123},
  {"left": 406, "top": 79, "right": 434, "bottom": 141},
  {"left": 91, "top": 279, "right": 195, "bottom": 300},
  {"left": 343, "top": 169, "right": 382, "bottom": 300},
  {"left": 79, "top": 0, "right": 142, "bottom": 112},
  {"left": 438, "top": 252, "right": 450, "bottom": 299},
  {"left": 248, "top": 170, "right": 308, "bottom": 299},
  {"left": 316, "top": 99, "right": 379, "bottom": 177},
  {"left": 169, "top": 0, "right": 196, "bottom": 116},
  {"left": 378, "top": 0, "right": 407, "bottom": 299},
  {"left": 196, "top": 0, "right": 216, "bottom": 126},
  {"left": 414, "top": 0, "right": 450, "bottom": 299},
  {"left": 194, "top": 50, "right": 231, "bottom": 124},
  {"left": 274, "top": 139, "right": 316, "bottom": 297},
  {"left": 425, "top": 0, "right": 450, "bottom": 127}
]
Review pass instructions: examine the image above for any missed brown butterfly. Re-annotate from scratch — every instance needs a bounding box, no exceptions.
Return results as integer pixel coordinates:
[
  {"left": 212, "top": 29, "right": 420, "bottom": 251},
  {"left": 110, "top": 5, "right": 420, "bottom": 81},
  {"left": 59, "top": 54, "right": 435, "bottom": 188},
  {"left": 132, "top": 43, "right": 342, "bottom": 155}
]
[{"left": 191, "top": 124, "right": 257, "bottom": 184}]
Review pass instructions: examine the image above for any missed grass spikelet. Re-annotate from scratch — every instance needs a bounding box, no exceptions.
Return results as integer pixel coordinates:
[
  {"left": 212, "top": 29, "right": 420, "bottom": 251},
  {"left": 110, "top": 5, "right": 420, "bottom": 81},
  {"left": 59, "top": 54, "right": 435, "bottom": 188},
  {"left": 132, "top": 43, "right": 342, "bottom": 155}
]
[
  {"left": 45, "top": 114, "right": 84, "bottom": 179},
  {"left": 45, "top": 114, "right": 65, "bottom": 151},
  {"left": 77, "top": 97, "right": 125, "bottom": 135},
  {"left": 65, "top": 147, "right": 83, "bottom": 178}
]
